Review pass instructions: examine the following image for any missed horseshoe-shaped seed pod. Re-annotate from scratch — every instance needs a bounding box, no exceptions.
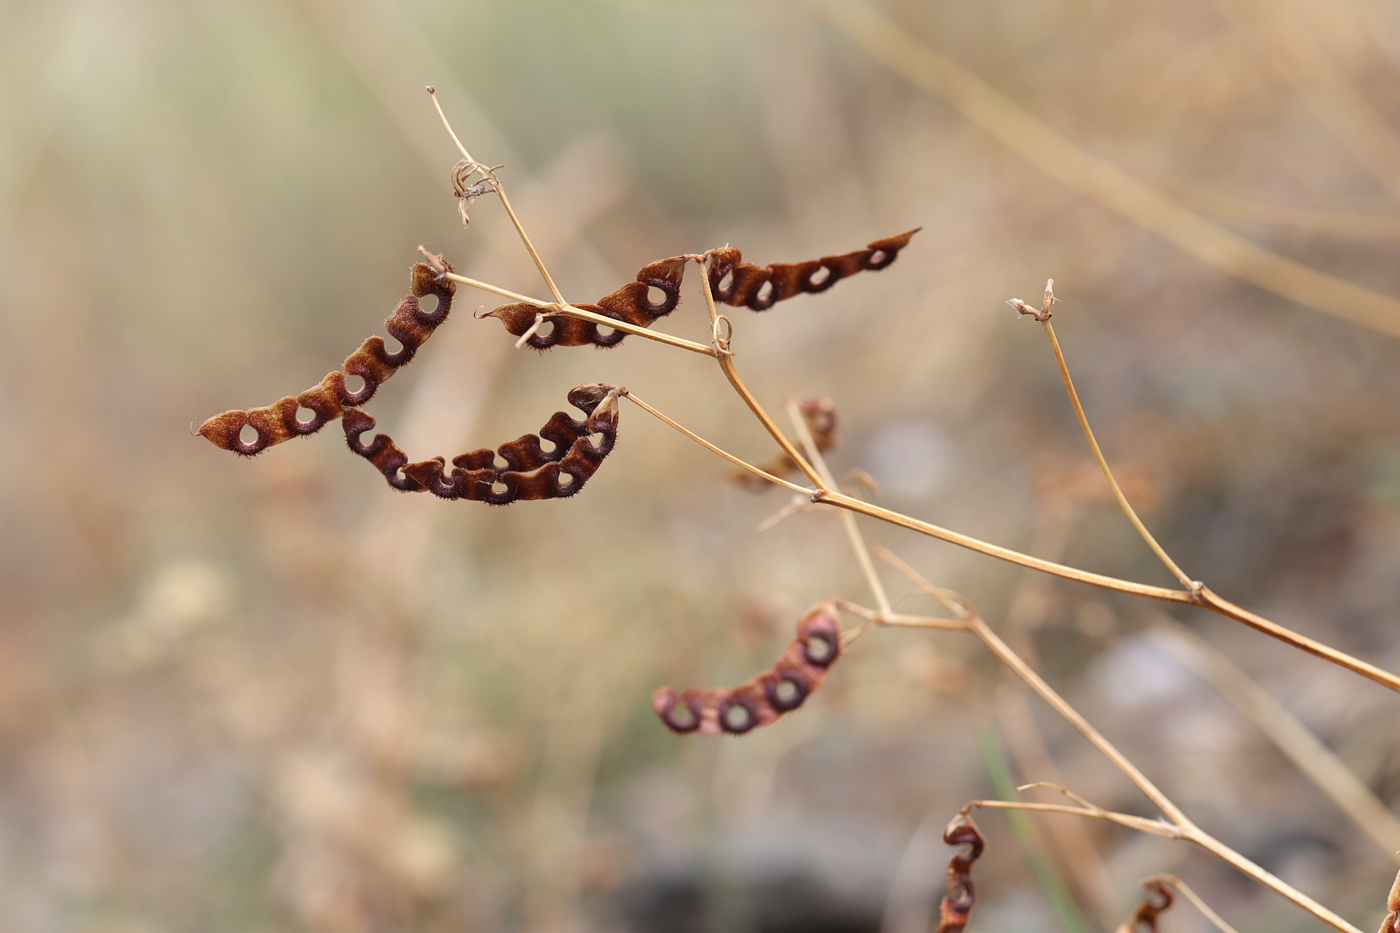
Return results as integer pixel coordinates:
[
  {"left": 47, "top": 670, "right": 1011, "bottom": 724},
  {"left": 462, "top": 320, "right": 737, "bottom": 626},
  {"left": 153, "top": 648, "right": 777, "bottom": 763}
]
[
  {"left": 342, "top": 384, "right": 623, "bottom": 505},
  {"left": 197, "top": 262, "right": 456, "bottom": 456},
  {"left": 937, "top": 810, "right": 986, "bottom": 933},
  {"left": 651, "top": 601, "right": 842, "bottom": 735},
  {"left": 486, "top": 230, "right": 920, "bottom": 350}
]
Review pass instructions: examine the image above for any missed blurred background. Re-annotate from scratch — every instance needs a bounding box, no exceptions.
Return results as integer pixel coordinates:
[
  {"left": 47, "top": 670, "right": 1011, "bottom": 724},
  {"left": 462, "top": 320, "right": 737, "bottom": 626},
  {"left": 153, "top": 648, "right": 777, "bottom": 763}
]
[{"left": 3, "top": 0, "right": 1400, "bottom": 930}]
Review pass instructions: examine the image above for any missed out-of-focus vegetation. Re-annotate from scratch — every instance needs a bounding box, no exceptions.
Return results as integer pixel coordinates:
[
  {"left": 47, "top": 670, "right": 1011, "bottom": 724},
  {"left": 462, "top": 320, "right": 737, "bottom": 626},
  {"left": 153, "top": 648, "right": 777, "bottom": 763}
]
[{"left": 3, "top": 0, "right": 1400, "bottom": 930}]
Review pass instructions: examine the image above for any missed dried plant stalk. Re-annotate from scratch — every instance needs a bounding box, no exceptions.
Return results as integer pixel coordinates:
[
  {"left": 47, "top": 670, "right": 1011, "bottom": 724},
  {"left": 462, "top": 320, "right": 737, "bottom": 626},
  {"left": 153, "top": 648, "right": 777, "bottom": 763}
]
[
  {"left": 342, "top": 384, "right": 622, "bottom": 505},
  {"left": 485, "top": 230, "right": 919, "bottom": 349},
  {"left": 652, "top": 600, "right": 842, "bottom": 735},
  {"left": 736, "top": 397, "right": 836, "bottom": 490},
  {"left": 198, "top": 262, "right": 456, "bottom": 455}
]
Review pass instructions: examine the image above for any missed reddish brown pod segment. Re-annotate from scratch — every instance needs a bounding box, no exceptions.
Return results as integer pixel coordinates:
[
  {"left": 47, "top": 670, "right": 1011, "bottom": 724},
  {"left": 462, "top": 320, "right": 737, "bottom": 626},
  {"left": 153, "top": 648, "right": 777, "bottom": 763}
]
[
  {"left": 197, "top": 262, "right": 456, "bottom": 456},
  {"left": 487, "top": 230, "right": 920, "bottom": 349},
  {"left": 342, "top": 384, "right": 623, "bottom": 505},
  {"left": 937, "top": 810, "right": 986, "bottom": 933},
  {"left": 1381, "top": 870, "right": 1400, "bottom": 933},
  {"left": 1117, "top": 877, "right": 1176, "bottom": 933},
  {"left": 652, "top": 601, "right": 842, "bottom": 735}
]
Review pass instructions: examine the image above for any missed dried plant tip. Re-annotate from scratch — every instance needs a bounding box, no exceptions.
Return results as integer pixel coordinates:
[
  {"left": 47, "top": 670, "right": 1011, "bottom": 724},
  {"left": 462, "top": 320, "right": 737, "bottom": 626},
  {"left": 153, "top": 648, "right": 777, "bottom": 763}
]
[
  {"left": 342, "top": 383, "right": 623, "bottom": 504},
  {"left": 486, "top": 230, "right": 920, "bottom": 349},
  {"left": 1116, "top": 875, "right": 1176, "bottom": 933},
  {"left": 452, "top": 158, "right": 499, "bottom": 227},
  {"left": 197, "top": 262, "right": 456, "bottom": 456},
  {"left": 1043, "top": 277, "right": 1058, "bottom": 316},
  {"left": 1381, "top": 870, "right": 1400, "bottom": 933},
  {"left": 652, "top": 601, "right": 842, "bottom": 735},
  {"left": 735, "top": 397, "right": 837, "bottom": 490},
  {"left": 937, "top": 809, "right": 986, "bottom": 933}
]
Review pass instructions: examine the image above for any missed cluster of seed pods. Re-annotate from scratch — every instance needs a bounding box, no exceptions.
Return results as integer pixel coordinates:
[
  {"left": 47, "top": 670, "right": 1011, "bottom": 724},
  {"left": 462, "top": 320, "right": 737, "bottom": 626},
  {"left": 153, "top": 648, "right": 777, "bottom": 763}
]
[{"left": 937, "top": 810, "right": 986, "bottom": 933}]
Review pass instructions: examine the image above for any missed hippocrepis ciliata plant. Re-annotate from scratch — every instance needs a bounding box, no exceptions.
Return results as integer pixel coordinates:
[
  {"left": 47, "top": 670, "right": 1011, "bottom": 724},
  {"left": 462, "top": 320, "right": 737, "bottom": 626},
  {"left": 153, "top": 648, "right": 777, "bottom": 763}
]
[{"left": 195, "top": 89, "right": 1400, "bottom": 933}]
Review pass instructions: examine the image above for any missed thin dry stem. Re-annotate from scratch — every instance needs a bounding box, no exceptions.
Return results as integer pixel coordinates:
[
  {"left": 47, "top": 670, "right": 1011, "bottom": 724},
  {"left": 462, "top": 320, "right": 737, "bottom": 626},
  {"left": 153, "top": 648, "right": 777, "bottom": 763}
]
[
  {"left": 1148, "top": 618, "right": 1400, "bottom": 863},
  {"left": 967, "top": 799, "right": 1175, "bottom": 838},
  {"left": 877, "top": 548, "right": 1365, "bottom": 933},
  {"left": 787, "top": 397, "right": 892, "bottom": 617},
  {"left": 1163, "top": 876, "right": 1242, "bottom": 933},
  {"left": 1039, "top": 309, "right": 1195, "bottom": 590},
  {"left": 692, "top": 255, "right": 825, "bottom": 488},
  {"left": 623, "top": 393, "right": 813, "bottom": 495}
]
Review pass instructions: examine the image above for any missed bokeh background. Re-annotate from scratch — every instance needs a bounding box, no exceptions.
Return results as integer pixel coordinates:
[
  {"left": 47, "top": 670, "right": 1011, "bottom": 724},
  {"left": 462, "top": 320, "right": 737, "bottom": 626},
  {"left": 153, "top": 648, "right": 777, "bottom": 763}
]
[{"left": 3, "top": 0, "right": 1400, "bottom": 930}]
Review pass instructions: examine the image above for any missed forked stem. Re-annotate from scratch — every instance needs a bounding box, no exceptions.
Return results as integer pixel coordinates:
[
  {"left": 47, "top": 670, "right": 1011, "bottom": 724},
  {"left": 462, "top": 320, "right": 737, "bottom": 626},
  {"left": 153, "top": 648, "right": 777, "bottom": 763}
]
[
  {"left": 877, "top": 549, "right": 1363, "bottom": 933},
  {"left": 1038, "top": 304, "right": 1195, "bottom": 590}
]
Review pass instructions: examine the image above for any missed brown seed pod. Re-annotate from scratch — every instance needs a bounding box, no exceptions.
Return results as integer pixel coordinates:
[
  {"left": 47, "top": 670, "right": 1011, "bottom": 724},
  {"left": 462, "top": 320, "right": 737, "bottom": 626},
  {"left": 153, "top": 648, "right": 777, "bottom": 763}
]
[
  {"left": 197, "top": 261, "right": 456, "bottom": 456},
  {"left": 342, "top": 384, "right": 623, "bottom": 505},
  {"left": 937, "top": 809, "right": 986, "bottom": 933},
  {"left": 1382, "top": 870, "right": 1400, "bottom": 933},
  {"left": 651, "top": 600, "right": 842, "bottom": 735},
  {"left": 735, "top": 397, "right": 836, "bottom": 490},
  {"left": 1115, "top": 876, "right": 1175, "bottom": 933},
  {"left": 487, "top": 229, "right": 920, "bottom": 350}
]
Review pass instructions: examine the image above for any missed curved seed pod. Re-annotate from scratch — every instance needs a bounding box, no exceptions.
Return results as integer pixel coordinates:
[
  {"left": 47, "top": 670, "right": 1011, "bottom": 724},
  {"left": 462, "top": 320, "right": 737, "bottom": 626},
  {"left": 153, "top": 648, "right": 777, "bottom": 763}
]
[
  {"left": 652, "top": 601, "right": 842, "bottom": 735},
  {"left": 735, "top": 397, "right": 836, "bottom": 490},
  {"left": 487, "top": 256, "right": 687, "bottom": 349},
  {"left": 197, "top": 262, "right": 456, "bottom": 456},
  {"left": 342, "top": 384, "right": 623, "bottom": 505},
  {"left": 1116, "top": 876, "right": 1175, "bottom": 933},
  {"left": 1382, "top": 870, "right": 1400, "bottom": 933},
  {"left": 937, "top": 809, "right": 986, "bottom": 933},
  {"left": 705, "top": 228, "right": 919, "bottom": 310},
  {"left": 487, "top": 229, "right": 920, "bottom": 349}
]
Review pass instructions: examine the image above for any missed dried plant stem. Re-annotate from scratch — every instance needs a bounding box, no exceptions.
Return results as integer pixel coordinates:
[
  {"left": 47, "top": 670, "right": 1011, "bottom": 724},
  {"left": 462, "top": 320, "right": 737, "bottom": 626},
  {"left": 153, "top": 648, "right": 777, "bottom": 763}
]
[
  {"left": 1148, "top": 618, "right": 1400, "bottom": 864},
  {"left": 819, "top": 489, "right": 1191, "bottom": 602},
  {"left": 878, "top": 550, "right": 1364, "bottom": 933},
  {"left": 693, "top": 256, "right": 825, "bottom": 489},
  {"left": 787, "top": 398, "right": 893, "bottom": 617},
  {"left": 429, "top": 87, "right": 566, "bottom": 305},
  {"left": 968, "top": 800, "right": 1175, "bottom": 838},
  {"left": 1040, "top": 317, "right": 1195, "bottom": 590},
  {"left": 1164, "top": 876, "right": 1243, "bottom": 933},
  {"left": 623, "top": 393, "right": 813, "bottom": 495}
]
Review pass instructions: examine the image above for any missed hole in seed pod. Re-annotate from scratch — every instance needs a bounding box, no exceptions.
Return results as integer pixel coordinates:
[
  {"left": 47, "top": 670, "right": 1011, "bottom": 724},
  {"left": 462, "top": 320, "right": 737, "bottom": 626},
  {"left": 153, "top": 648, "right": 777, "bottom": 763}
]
[
  {"left": 647, "top": 285, "right": 668, "bottom": 307},
  {"left": 533, "top": 319, "right": 556, "bottom": 339},
  {"left": 296, "top": 406, "right": 318, "bottom": 427},
  {"left": 717, "top": 270, "right": 735, "bottom": 293},
  {"left": 343, "top": 374, "right": 366, "bottom": 396},
  {"left": 774, "top": 679, "right": 801, "bottom": 706},
  {"left": 537, "top": 437, "right": 557, "bottom": 456},
  {"left": 595, "top": 325, "right": 616, "bottom": 339},
  {"left": 806, "top": 266, "right": 832, "bottom": 287},
  {"left": 755, "top": 280, "right": 774, "bottom": 305},
  {"left": 722, "top": 703, "right": 752, "bottom": 732},
  {"left": 665, "top": 699, "right": 698, "bottom": 730},
  {"left": 589, "top": 432, "right": 608, "bottom": 448},
  {"left": 868, "top": 249, "right": 888, "bottom": 267},
  {"left": 805, "top": 634, "right": 835, "bottom": 665},
  {"left": 491, "top": 480, "right": 510, "bottom": 496},
  {"left": 384, "top": 335, "right": 406, "bottom": 356},
  {"left": 492, "top": 453, "right": 510, "bottom": 471},
  {"left": 239, "top": 424, "right": 260, "bottom": 447},
  {"left": 557, "top": 472, "right": 575, "bottom": 488}
]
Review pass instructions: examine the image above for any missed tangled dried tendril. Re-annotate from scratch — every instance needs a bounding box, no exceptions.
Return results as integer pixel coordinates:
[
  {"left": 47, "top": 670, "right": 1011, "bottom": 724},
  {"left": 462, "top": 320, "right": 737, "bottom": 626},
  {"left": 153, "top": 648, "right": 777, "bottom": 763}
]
[
  {"left": 197, "top": 262, "right": 456, "bottom": 456},
  {"left": 937, "top": 809, "right": 986, "bottom": 933},
  {"left": 486, "top": 230, "right": 920, "bottom": 350},
  {"left": 1116, "top": 876, "right": 1176, "bottom": 933},
  {"left": 342, "top": 384, "right": 623, "bottom": 505},
  {"left": 652, "top": 601, "right": 842, "bottom": 735}
]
